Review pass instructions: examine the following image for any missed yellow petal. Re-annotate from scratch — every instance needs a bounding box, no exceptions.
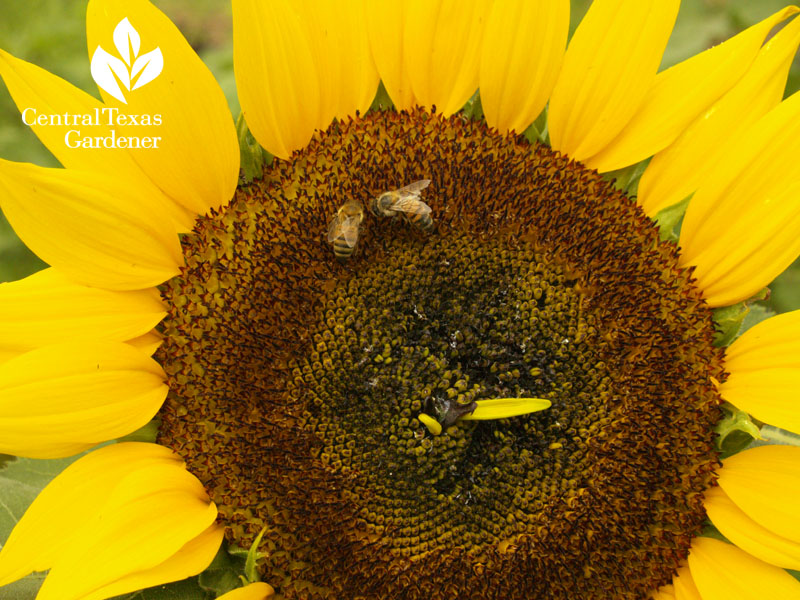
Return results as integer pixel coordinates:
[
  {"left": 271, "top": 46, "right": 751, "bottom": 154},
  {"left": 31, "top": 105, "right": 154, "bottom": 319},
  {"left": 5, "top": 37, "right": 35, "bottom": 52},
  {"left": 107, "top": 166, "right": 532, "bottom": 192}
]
[
  {"left": 404, "top": 0, "right": 491, "bottom": 116},
  {"left": 295, "top": 0, "right": 379, "bottom": 122},
  {"left": 36, "top": 461, "right": 218, "bottom": 600},
  {"left": 688, "top": 537, "right": 800, "bottom": 599},
  {"left": 480, "top": 0, "right": 569, "bottom": 134},
  {"left": 705, "top": 485, "right": 800, "bottom": 570},
  {"left": 366, "top": 1, "right": 417, "bottom": 110},
  {"left": 639, "top": 11, "right": 800, "bottom": 216},
  {"left": 0, "top": 268, "right": 165, "bottom": 363},
  {"left": 0, "top": 342, "right": 167, "bottom": 458},
  {"left": 548, "top": 0, "right": 679, "bottom": 161},
  {"left": 461, "top": 398, "right": 551, "bottom": 420},
  {"left": 0, "top": 159, "right": 182, "bottom": 291},
  {"left": 585, "top": 7, "right": 800, "bottom": 172},
  {"left": 717, "top": 445, "right": 800, "bottom": 542},
  {"left": 0, "top": 49, "right": 194, "bottom": 231},
  {"left": 679, "top": 91, "right": 800, "bottom": 307},
  {"left": 673, "top": 565, "right": 702, "bottom": 600},
  {"left": 218, "top": 582, "right": 276, "bottom": 600},
  {"left": 86, "top": 0, "right": 239, "bottom": 217},
  {"left": 721, "top": 309, "right": 800, "bottom": 432},
  {"left": 79, "top": 525, "right": 224, "bottom": 600},
  {"left": 233, "top": 0, "right": 321, "bottom": 160},
  {"left": 651, "top": 583, "right": 676, "bottom": 600},
  {"left": 0, "top": 442, "right": 180, "bottom": 586},
  {"left": 126, "top": 330, "right": 163, "bottom": 357}
]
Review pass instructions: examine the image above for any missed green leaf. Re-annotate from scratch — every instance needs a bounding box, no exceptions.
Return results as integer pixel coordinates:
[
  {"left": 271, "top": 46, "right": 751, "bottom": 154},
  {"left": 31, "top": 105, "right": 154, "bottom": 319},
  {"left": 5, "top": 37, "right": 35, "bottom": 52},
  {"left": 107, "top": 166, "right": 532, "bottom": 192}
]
[
  {"left": 0, "top": 453, "right": 88, "bottom": 541},
  {"left": 0, "top": 573, "right": 46, "bottom": 600},
  {"left": 0, "top": 451, "right": 104, "bottom": 600},
  {"left": 111, "top": 577, "right": 212, "bottom": 600},
  {"left": 653, "top": 196, "right": 689, "bottom": 243},
  {"left": 198, "top": 543, "right": 246, "bottom": 596}
]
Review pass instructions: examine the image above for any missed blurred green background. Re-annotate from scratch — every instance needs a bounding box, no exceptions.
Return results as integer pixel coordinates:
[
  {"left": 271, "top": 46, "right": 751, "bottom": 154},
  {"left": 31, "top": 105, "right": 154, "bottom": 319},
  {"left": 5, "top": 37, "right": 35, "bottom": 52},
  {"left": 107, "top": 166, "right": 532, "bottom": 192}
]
[{"left": 0, "top": 0, "right": 798, "bottom": 311}]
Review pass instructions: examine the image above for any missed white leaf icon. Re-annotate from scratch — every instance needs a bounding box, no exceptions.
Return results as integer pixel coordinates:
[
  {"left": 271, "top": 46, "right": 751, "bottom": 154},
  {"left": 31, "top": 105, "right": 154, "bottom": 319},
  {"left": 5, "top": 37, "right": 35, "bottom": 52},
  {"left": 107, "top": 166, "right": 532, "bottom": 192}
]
[
  {"left": 113, "top": 17, "right": 140, "bottom": 66},
  {"left": 90, "top": 46, "right": 130, "bottom": 104},
  {"left": 131, "top": 47, "right": 163, "bottom": 91}
]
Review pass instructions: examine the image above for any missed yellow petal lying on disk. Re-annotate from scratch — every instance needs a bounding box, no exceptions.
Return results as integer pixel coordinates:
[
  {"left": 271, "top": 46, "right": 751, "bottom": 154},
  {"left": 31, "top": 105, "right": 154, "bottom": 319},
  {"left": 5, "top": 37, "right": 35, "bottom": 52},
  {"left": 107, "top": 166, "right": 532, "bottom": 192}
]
[
  {"left": 0, "top": 342, "right": 167, "bottom": 458},
  {"left": 679, "top": 91, "right": 800, "bottom": 307},
  {"left": 548, "top": 0, "right": 679, "bottom": 161},
  {"left": 688, "top": 537, "right": 800, "bottom": 599},
  {"left": 0, "top": 49, "right": 194, "bottom": 231},
  {"left": 0, "top": 268, "right": 165, "bottom": 363},
  {"left": 36, "top": 461, "right": 218, "bottom": 600},
  {"left": 366, "top": 2, "right": 417, "bottom": 110},
  {"left": 0, "top": 442, "right": 180, "bottom": 586},
  {"left": 639, "top": 12, "right": 800, "bottom": 216},
  {"left": 404, "top": 0, "right": 491, "bottom": 116},
  {"left": 462, "top": 398, "right": 551, "bottom": 420},
  {"left": 233, "top": 0, "right": 320, "bottom": 160},
  {"left": 585, "top": 7, "right": 800, "bottom": 172},
  {"left": 705, "top": 485, "right": 800, "bottom": 570},
  {"left": 673, "top": 565, "right": 702, "bottom": 600},
  {"left": 721, "top": 310, "right": 800, "bottom": 434},
  {"left": 86, "top": 0, "right": 239, "bottom": 217},
  {"left": 480, "top": 0, "right": 569, "bottom": 134},
  {"left": 717, "top": 445, "right": 800, "bottom": 542},
  {"left": 295, "top": 0, "right": 379, "bottom": 122},
  {"left": 219, "top": 582, "right": 276, "bottom": 600},
  {"left": 0, "top": 159, "right": 182, "bottom": 290}
]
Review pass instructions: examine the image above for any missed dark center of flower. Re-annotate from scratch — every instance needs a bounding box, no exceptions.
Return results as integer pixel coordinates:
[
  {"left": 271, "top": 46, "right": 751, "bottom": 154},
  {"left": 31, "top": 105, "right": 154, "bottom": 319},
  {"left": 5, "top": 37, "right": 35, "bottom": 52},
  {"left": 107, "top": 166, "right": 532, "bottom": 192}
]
[{"left": 157, "top": 108, "right": 724, "bottom": 600}]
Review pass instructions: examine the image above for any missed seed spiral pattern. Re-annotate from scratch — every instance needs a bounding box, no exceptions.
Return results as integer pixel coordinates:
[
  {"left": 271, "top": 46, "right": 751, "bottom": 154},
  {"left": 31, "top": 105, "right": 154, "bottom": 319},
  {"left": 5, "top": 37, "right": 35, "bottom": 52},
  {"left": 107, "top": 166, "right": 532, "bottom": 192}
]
[{"left": 158, "top": 108, "right": 724, "bottom": 599}]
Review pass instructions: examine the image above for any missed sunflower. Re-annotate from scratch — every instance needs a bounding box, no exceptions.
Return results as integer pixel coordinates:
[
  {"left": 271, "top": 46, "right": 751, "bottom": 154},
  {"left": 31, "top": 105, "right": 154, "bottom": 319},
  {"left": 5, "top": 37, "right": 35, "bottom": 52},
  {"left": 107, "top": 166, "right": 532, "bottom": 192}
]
[{"left": 1, "top": 0, "right": 800, "bottom": 598}]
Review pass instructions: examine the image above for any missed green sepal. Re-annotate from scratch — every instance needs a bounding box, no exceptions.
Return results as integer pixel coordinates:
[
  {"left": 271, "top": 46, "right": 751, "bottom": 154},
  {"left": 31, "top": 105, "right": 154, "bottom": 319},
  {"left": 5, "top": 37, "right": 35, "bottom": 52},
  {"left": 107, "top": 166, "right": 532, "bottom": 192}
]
[
  {"left": 236, "top": 112, "right": 272, "bottom": 184},
  {"left": 603, "top": 158, "right": 650, "bottom": 195},
  {"left": 462, "top": 90, "right": 483, "bottom": 120},
  {"left": 712, "top": 288, "right": 770, "bottom": 347},
  {"left": 245, "top": 526, "right": 269, "bottom": 583},
  {"left": 760, "top": 425, "right": 800, "bottom": 447},
  {"left": 369, "top": 80, "right": 393, "bottom": 112},
  {"left": 653, "top": 196, "right": 689, "bottom": 243},
  {"left": 198, "top": 541, "right": 246, "bottom": 596},
  {"left": 523, "top": 106, "right": 549, "bottom": 145},
  {"left": 115, "top": 417, "right": 160, "bottom": 444},
  {"left": 715, "top": 402, "right": 762, "bottom": 458}
]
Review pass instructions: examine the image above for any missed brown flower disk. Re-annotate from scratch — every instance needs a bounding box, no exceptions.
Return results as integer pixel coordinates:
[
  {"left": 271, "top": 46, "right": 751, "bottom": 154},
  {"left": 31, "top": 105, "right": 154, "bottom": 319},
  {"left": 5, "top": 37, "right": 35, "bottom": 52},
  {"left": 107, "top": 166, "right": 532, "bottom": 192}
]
[{"left": 157, "top": 108, "right": 724, "bottom": 599}]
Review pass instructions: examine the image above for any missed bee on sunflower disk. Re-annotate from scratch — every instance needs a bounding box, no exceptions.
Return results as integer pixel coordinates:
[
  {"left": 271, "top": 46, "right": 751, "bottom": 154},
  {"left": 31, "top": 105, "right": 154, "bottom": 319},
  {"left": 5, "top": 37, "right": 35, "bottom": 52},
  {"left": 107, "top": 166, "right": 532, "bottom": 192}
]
[{"left": 370, "top": 179, "right": 434, "bottom": 231}]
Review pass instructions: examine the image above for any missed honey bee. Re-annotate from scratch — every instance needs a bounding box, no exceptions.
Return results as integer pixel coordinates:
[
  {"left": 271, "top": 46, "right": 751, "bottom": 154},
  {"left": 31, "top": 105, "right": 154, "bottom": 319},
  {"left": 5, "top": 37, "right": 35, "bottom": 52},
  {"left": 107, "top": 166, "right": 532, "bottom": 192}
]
[
  {"left": 327, "top": 199, "right": 365, "bottom": 260},
  {"left": 370, "top": 179, "right": 434, "bottom": 231}
]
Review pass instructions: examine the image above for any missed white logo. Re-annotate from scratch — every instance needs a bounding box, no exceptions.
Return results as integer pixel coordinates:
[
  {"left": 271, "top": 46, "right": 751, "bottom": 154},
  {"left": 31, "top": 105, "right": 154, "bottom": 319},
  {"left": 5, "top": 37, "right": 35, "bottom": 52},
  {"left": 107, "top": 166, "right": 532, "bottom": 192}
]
[{"left": 90, "top": 18, "right": 163, "bottom": 104}]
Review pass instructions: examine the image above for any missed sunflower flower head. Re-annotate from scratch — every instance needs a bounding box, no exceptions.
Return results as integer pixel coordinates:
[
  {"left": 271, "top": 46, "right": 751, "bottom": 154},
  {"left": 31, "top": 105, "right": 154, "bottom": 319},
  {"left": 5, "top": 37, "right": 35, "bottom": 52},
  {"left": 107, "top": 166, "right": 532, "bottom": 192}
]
[{"left": 2, "top": 1, "right": 800, "bottom": 600}]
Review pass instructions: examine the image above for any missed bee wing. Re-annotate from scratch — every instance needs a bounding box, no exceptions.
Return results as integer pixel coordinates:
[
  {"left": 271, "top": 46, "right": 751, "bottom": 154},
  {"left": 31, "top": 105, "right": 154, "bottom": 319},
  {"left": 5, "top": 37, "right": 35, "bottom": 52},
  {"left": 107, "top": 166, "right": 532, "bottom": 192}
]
[
  {"left": 326, "top": 215, "right": 341, "bottom": 243},
  {"left": 393, "top": 196, "right": 433, "bottom": 215},
  {"left": 397, "top": 179, "right": 431, "bottom": 195},
  {"left": 341, "top": 217, "right": 361, "bottom": 247}
]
